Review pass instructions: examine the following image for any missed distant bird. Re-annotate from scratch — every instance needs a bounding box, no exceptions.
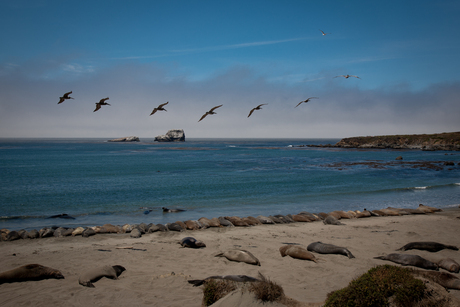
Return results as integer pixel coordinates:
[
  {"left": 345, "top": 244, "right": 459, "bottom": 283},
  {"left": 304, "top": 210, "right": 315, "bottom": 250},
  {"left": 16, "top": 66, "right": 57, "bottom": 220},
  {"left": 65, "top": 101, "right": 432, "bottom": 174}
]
[
  {"left": 319, "top": 29, "right": 331, "bottom": 36},
  {"left": 295, "top": 97, "right": 318, "bottom": 108},
  {"left": 248, "top": 104, "right": 267, "bottom": 118},
  {"left": 94, "top": 97, "right": 110, "bottom": 112},
  {"left": 334, "top": 75, "right": 361, "bottom": 79},
  {"left": 58, "top": 91, "right": 74, "bottom": 104},
  {"left": 198, "top": 105, "right": 223, "bottom": 122},
  {"left": 150, "top": 101, "right": 169, "bottom": 116}
]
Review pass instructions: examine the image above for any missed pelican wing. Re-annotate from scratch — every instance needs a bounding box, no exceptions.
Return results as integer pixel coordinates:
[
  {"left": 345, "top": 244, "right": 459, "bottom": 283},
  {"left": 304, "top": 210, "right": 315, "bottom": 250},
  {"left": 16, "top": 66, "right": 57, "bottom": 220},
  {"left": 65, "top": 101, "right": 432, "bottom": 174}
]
[
  {"left": 99, "top": 97, "right": 109, "bottom": 103},
  {"left": 94, "top": 103, "right": 102, "bottom": 112},
  {"left": 209, "top": 105, "right": 223, "bottom": 112},
  {"left": 198, "top": 113, "right": 208, "bottom": 122},
  {"left": 295, "top": 101, "right": 304, "bottom": 108},
  {"left": 58, "top": 97, "right": 65, "bottom": 104},
  {"left": 248, "top": 109, "right": 256, "bottom": 118},
  {"left": 150, "top": 108, "right": 158, "bottom": 116},
  {"left": 159, "top": 101, "right": 169, "bottom": 108}
]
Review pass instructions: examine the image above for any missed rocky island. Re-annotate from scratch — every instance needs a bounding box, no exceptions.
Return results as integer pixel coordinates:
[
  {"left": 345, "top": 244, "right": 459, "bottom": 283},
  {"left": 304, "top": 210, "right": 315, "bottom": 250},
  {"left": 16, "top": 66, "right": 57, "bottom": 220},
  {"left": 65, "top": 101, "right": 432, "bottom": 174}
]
[
  {"left": 154, "top": 129, "right": 185, "bottom": 142},
  {"left": 107, "top": 136, "right": 140, "bottom": 142},
  {"left": 308, "top": 132, "right": 460, "bottom": 151}
]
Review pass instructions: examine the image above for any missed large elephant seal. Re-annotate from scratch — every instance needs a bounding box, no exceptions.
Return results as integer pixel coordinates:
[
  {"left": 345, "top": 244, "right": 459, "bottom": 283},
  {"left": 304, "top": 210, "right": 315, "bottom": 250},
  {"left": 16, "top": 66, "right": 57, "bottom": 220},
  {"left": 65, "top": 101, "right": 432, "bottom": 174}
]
[
  {"left": 188, "top": 275, "right": 260, "bottom": 287},
  {"left": 0, "top": 264, "right": 64, "bottom": 284},
  {"left": 374, "top": 253, "right": 438, "bottom": 270},
  {"left": 215, "top": 250, "right": 261, "bottom": 266},
  {"left": 78, "top": 265, "right": 126, "bottom": 287},
  {"left": 436, "top": 258, "right": 460, "bottom": 273},
  {"left": 279, "top": 245, "right": 318, "bottom": 262},
  {"left": 307, "top": 241, "right": 355, "bottom": 259},
  {"left": 180, "top": 237, "right": 206, "bottom": 248},
  {"left": 397, "top": 241, "right": 458, "bottom": 252}
]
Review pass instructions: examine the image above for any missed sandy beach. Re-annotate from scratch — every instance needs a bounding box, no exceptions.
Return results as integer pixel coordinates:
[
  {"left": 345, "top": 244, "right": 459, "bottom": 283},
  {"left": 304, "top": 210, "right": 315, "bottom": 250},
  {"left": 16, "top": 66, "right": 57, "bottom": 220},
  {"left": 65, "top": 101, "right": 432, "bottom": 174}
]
[{"left": 1, "top": 207, "right": 460, "bottom": 306}]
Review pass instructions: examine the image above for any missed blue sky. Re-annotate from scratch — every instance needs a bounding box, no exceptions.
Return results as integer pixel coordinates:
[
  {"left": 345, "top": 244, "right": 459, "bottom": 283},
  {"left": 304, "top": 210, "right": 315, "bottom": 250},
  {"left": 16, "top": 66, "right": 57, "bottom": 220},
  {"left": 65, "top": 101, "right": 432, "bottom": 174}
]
[{"left": 1, "top": 0, "right": 459, "bottom": 138}]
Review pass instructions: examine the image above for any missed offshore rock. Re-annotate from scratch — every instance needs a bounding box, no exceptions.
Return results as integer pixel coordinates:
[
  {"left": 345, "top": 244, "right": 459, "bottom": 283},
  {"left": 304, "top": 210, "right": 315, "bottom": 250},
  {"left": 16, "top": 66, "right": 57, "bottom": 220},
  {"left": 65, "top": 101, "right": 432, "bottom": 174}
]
[
  {"left": 154, "top": 129, "right": 185, "bottom": 142},
  {"left": 108, "top": 136, "right": 140, "bottom": 142}
]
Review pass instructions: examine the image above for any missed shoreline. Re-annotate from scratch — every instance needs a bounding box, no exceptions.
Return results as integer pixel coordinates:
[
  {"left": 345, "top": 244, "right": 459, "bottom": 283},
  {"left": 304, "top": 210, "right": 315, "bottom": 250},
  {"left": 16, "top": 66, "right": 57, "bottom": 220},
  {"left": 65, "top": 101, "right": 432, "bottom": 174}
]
[{"left": 1, "top": 205, "right": 460, "bottom": 306}]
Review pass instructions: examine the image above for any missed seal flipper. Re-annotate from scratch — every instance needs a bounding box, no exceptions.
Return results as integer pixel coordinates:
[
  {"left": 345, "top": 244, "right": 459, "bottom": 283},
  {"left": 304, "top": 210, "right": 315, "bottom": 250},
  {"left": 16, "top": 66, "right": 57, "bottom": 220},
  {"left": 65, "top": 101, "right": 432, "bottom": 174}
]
[{"left": 188, "top": 279, "right": 205, "bottom": 286}]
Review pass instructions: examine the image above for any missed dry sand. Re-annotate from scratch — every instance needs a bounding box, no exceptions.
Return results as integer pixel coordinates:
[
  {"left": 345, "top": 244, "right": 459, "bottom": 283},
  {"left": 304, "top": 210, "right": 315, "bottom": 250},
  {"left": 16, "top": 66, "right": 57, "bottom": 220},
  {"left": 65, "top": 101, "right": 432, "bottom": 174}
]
[{"left": 1, "top": 207, "right": 460, "bottom": 306}]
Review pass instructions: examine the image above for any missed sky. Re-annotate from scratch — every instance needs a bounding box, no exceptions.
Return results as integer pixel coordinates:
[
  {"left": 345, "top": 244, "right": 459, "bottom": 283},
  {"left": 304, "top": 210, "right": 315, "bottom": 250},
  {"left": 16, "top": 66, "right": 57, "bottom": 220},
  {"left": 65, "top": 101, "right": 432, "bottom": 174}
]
[{"left": 0, "top": 0, "right": 459, "bottom": 139}]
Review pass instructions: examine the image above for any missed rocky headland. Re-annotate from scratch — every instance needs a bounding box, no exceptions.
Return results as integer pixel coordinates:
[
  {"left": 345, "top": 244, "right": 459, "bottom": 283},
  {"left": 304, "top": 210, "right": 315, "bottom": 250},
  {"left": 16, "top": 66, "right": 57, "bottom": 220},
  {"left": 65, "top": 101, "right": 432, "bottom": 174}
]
[
  {"left": 154, "top": 129, "right": 185, "bottom": 142},
  {"left": 308, "top": 132, "right": 460, "bottom": 151}
]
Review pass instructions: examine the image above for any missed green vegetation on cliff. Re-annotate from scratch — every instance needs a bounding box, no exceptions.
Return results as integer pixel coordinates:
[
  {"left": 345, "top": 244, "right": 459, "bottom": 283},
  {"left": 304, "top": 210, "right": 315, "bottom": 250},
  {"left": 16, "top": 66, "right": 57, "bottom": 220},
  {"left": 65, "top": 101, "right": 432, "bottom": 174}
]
[{"left": 334, "top": 132, "right": 460, "bottom": 150}]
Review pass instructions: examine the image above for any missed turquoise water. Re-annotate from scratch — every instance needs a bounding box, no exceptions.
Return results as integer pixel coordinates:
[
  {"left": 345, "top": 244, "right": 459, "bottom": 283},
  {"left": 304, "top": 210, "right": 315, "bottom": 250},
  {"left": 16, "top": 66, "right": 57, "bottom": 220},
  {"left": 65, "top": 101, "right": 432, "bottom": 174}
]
[{"left": 1, "top": 138, "right": 459, "bottom": 230}]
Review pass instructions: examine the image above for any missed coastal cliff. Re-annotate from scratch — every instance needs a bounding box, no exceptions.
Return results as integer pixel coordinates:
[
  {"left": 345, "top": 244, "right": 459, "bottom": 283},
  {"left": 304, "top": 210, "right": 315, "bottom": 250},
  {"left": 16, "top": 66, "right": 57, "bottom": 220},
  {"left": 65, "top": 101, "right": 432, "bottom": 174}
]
[{"left": 312, "top": 132, "right": 460, "bottom": 151}]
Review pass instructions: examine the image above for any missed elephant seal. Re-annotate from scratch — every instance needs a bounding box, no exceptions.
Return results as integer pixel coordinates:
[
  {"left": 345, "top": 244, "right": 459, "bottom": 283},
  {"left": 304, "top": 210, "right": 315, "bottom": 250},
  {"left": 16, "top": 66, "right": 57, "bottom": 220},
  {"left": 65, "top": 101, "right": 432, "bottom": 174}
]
[
  {"left": 256, "top": 215, "right": 275, "bottom": 224},
  {"left": 436, "top": 258, "right": 460, "bottom": 273},
  {"left": 218, "top": 217, "right": 234, "bottom": 227},
  {"left": 288, "top": 214, "right": 313, "bottom": 222},
  {"left": 48, "top": 213, "right": 75, "bottom": 219},
  {"left": 418, "top": 204, "right": 442, "bottom": 213},
  {"left": 166, "top": 223, "right": 184, "bottom": 232},
  {"left": 224, "top": 216, "right": 249, "bottom": 226},
  {"left": 323, "top": 215, "right": 345, "bottom": 225},
  {"left": 78, "top": 265, "right": 126, "bottom": 287},
  {"left": 414, "top": 270, "right": 460, "bottom": 290},
  {"left": 374, "top": 253, "right": 438, "bottom": 270},
  {"left": 162, "top": 207, "right": 186, "bottom": 213},
  {"left": 188, "top": 275, "right": 260, "bottom": 287},
  {"left": 243, "top": 216, "right": 262, "bottom": 226},
  {"left": 184, "top": 220, "right": 201, "bottom": 230},
  {"left": 307, "top": 241, "right": 355, "bottom": 259},
  {"left": 180, "top": 237, "right": 206, "bottom": 248},
  {"left": 0, "top": 264, "right": 64, "bottom": 284},
  {"left": 397, "top": 241, "right": 458, "bottom": 252},
  {"left": 215, "top": 250, "right": 260, "bottom": 266},
  {"left": 279, "top": 245, "right": 318, "bottom": 262}
]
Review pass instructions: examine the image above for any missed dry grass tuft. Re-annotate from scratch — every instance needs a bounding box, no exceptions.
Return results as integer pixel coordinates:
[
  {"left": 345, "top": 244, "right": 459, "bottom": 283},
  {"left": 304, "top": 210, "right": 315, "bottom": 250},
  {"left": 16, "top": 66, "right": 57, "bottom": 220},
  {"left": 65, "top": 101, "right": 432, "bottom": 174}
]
[
  {"left": 248, "top": 273, "right": 285, "bottom": 302},
  {"left": 201, "top": 279, "right": 237, "bottom": 307}
]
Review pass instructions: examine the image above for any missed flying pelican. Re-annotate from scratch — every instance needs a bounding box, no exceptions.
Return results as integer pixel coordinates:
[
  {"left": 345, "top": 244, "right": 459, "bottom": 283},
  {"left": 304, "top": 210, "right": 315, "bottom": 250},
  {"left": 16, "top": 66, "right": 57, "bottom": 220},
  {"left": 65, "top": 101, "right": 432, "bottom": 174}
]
[
  {"left": 334, "top": 75, "right": 361, "bottom": 79},
  {"left": 150, "top": 101, "right": 169, "bottom": 116},
  {"left": 248, "top": 104, "right": 267, "bottom": 118},
  {"left": 93, "top": 97, "right": 110, "bottom": 112},
  {"left": 58, "top": 91, "right": 74, "bottom": 104},
  {"left": 295, "top": 97, "right": 318, "bottom": 108},
  {"left": 319, "top": 29, "right": 331, "bottom": 36},
  {"left": 198, "top": 105, "right": 223, "bottom": 122}
]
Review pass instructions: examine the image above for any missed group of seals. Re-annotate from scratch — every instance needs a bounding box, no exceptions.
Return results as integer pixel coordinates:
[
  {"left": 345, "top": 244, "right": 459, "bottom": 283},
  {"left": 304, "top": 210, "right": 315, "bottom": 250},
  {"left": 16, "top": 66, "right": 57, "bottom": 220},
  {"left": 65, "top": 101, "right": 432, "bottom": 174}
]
[
  {"left": 78, "top": 265, "right": 126, "bottom": 287},
  {"left": 0, "top": 264, "right": 64, "bottom": 284}
]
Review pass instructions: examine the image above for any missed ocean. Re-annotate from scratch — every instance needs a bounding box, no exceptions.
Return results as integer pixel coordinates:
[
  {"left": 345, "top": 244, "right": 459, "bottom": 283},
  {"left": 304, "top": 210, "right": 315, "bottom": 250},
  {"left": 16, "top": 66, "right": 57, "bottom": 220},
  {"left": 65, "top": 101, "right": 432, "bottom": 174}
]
[{"left": 1, "top": 138, "right": 459, "bottom": 231}]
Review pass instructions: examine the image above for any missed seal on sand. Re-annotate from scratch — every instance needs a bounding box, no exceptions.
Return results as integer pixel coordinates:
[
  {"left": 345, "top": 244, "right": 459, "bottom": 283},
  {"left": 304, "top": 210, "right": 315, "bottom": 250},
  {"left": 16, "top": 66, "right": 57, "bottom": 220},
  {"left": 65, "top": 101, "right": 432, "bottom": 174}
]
[
  {"left": 180, "top": 237, "right": 206, "bottom": 248},
  {"left": 0, "top": 264, "right": 64, "bottom": 284},
  {"left": 215, "top": 250, "right": 261, "bottom": 266},
  {"left": 396, "top": 241, "right": 458, "bottom": 252},
  {"left": 78, "top": 265, "right": 126, "bottom": 287},
  {"left": 414, "top": 270, "right": 460, "bottom": 290},
  {"left": 374, "top": 253, "right": 438, "bottom": 270},
  {"left": 307, "top": 241, "right": 355, "bottom": 259},
  {"left": 436, "top": 258, "right": 460, "bottom": 273},
  {"left": 279, "top": 245, "right": 318, "bottom": 262},
  {"left": 188, "top": 275, "right": 260, "bottom": 287},
  {"left": 323, "top": 215, "right": 345, "bottom": 225}
]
